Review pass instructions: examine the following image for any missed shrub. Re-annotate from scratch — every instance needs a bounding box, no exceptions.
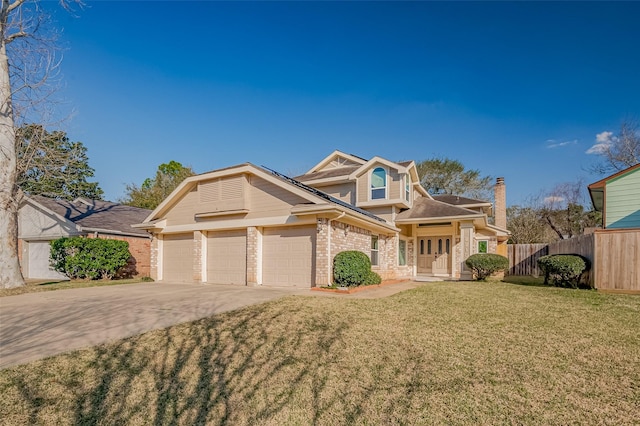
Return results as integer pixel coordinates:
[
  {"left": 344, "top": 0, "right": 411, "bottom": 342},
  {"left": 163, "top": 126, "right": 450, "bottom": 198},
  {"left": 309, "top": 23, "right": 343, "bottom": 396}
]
[
  {"left": 465, "top": 253, "right": 509, "bottom": 281},
  {"left": 537, "top": 254, "right": 590, "bottom": 288},
  {"left": 50, "top": 237, "right": 132, "bottom": 280},
  {"left": 333, "top": 251, "right": 372, "bottom": 287},
  {"left": 363, "top": 270, "right": 382, "bottom": 286}
]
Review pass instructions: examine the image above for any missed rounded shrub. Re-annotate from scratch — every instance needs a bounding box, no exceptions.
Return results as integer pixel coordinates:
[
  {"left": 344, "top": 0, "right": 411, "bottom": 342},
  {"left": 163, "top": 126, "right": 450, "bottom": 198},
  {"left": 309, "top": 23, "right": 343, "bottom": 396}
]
[
  {"left": 363, "top": 270, "right": 382, "bottom": 286},
  {"left": 50, "top": 237, "right": 132, "bottom": 280},
  {"left": 537, "top": 254, "right": 590, "bottom": 288},
  {"left": 465, "top": 253, "right": 509, "bottom": 281},
  {"left": 333, "top": 251, "right": 372, "bottom": 287}
]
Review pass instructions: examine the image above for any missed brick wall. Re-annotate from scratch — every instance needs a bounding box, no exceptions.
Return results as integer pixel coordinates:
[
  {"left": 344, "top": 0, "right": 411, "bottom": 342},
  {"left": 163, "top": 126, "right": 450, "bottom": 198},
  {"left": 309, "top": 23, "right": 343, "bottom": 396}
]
[
  {"left": 91, "top": 234, "right": 151, "bottom": 277},
  {"left": 150, "top": 236, "right": 159, "bottom": 280},
  {"left": 193, "top": 231, "right": 203, "bottom": 282},
  {"left": 246, "top": 227, "right": 259, "bottom": 285},
  {"left": 327, "top": 220, "right": 406, "bottom": 282},
  {"left": 315, "top": 218, "right": 330, "bottom": 285}
]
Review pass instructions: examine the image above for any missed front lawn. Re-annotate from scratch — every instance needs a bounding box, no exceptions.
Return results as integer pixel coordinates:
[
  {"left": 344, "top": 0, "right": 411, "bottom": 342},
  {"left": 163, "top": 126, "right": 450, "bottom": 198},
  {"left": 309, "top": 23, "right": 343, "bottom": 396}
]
[
  {"left": 0, "top": 277, "right": 151, "bottom": 298},
  {"left": 0, "top": 281, "right": 638, "bottom": 424}
]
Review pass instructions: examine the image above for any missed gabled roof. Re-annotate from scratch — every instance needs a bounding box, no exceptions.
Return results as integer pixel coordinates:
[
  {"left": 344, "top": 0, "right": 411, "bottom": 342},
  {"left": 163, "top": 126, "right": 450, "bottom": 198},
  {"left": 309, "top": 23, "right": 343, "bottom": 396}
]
[
  {"left": 588, "top": 163, "right": 640, "bottom": 190},
  {"left": 294, "top": 165, "right": 360, "bottom": 182},
  {"left": 143, "top": 163, "right": 398, "bottom": 233},
  {"left": 395, "top": 197, "right": 484, "bottom": 222},
  {"left": 304, "top": 150, "right": 368, "bottom": 175},
  {"left": 588, "top": 163, "right": 640, "bottom": 211},
  {"left": 431, "top": 194, "right": 491, "bottom": 206},
  {"left": 27, "top": 195, "right": 152, "bottom": 237},
  {"left": 294, "top": 151, "right": 428, "bottom": 197}
]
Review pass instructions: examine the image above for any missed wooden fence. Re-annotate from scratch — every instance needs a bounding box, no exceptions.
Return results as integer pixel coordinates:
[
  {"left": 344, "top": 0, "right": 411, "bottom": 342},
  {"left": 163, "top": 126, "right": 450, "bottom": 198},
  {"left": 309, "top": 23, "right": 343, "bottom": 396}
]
[
  {"left": 507, "top": 244, "right": 548, "bottom": 276},
  {"left": 508, "top": 229, "right": 639, "bottom": 292},
  {"left": 593, "top": 229, "right": 640, "bottom": 292}
]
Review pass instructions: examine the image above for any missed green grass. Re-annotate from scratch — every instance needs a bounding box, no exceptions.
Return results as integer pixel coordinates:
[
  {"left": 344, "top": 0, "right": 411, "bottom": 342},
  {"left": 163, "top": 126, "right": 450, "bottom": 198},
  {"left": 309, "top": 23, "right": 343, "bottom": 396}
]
[
  {"left": 1, "top": 281, "right": 639, "bottom": 425},
  {"left": 0, "top": 277, "right": 152, "bottom": 298},
  {"left": 501, "top": 275, "right": 546, "bottom": 286}
]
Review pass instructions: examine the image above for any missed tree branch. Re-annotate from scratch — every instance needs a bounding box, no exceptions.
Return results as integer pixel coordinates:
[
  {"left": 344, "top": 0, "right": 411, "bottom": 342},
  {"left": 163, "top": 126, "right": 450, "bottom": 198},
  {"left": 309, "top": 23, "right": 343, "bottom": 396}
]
[
  {"left": 5, "top": 31, "right": 27, "bottom": 43},
  {"left": 7, "top": 0, "right": 26, "bottom": 13}
]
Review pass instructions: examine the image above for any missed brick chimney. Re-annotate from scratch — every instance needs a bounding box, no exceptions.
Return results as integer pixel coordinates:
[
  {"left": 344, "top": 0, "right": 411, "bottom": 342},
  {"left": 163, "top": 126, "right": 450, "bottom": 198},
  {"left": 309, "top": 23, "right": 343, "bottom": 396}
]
[{"left": 494, "top": 177, "right": 506, "bottom": 229}]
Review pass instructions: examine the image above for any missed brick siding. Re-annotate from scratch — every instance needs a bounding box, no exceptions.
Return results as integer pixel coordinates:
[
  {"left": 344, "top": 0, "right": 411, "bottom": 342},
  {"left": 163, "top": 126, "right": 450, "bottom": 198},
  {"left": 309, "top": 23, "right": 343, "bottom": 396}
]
[{"left": 89, "top": 234, "right": 151, "bottom": 277}]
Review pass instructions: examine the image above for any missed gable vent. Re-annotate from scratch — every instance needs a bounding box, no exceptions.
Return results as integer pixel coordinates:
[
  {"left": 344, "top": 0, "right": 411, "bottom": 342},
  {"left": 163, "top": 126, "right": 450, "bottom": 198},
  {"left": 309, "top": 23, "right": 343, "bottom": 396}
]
[
  {"left": 221, "top": 176, "right": 243, "bottom": 200},
  {"left": 199, "top": 180, "right": 220, "bottom": 203}
]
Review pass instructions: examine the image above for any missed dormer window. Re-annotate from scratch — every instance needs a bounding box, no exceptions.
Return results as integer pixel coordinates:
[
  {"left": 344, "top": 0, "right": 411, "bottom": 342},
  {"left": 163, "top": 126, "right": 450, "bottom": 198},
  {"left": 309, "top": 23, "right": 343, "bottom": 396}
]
[{"left": 371, "top": 167, "right": 387, "bottom": 199}]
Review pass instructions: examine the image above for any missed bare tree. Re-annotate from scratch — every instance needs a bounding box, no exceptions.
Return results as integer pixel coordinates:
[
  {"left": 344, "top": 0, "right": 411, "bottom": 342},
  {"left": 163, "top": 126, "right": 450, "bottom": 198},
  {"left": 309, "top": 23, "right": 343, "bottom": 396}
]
[
  {"left": 1, "top": 0, "right": 80, "bottom": 288},
  {"left": 537, "top": 180, "right": 600, "bottom": 240},
  {"left": 588, "top": 118, "right": 640, "bottom": 174}
]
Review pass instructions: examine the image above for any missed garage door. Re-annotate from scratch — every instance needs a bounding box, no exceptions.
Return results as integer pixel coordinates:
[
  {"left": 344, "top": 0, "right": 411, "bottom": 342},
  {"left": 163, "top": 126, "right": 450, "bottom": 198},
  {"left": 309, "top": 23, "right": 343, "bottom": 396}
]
[
  {"left": 27, "top": 241, "right": 67, "bottom": 280},
  {"left": 263, "top": 226, "right": 316, "bottom": 287},
  {"left": 162, "top": 233, "right": 194, "bottom": 282},
  {"left": 207, "top": 230, "right": 246, "bottom": 285}
]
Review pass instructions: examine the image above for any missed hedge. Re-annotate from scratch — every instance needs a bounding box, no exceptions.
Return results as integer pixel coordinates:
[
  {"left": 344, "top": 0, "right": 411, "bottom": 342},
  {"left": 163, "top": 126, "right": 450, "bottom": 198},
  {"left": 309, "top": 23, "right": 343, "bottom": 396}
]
[
  {"left": 50, "top": 237, "right": 132, "bottom": 280},
  {"left": 465, "top": 253, "right": 509, "bottom": 281},
  {"left": 537, "top": 254, "right": 590, "bottom": 288}
]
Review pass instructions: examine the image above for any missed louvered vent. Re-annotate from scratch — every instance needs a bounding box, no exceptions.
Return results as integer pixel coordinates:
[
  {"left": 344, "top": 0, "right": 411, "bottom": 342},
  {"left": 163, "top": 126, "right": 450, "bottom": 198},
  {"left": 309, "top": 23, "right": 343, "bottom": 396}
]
[
  {"left": 221, "top": 176, "right": 243, "bottom": 200},
  {"left": 197, "top": 175, "right": 246, "bottom": 213},
  {"left": 199, "top": 180, "right": 220, "bottom": 203}
]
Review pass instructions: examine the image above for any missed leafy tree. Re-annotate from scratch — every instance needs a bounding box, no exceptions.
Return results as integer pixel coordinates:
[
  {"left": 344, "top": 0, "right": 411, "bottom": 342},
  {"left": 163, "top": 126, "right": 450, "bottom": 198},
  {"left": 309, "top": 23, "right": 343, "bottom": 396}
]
[
  {"left": 416, "top": 157, "right": 492, "bottom": 200},
  {"left": 588, "top": 118, "right": 640, "bottom": 174},
  {"left": 122, "top": 160, "right": 195, "bottom": 209},
  {"left": 1, "top": 0, "right": 82, "bottom": 289},
  {"left": 17, "top": 124, "right": 103, "bottom": 200}
]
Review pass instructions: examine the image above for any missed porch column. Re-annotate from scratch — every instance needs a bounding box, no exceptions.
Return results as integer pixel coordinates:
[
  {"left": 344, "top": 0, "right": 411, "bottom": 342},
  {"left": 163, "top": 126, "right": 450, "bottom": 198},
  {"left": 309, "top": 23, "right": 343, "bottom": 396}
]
[{"left": 459, "top": 222, "right": 474, "bottom": 280}]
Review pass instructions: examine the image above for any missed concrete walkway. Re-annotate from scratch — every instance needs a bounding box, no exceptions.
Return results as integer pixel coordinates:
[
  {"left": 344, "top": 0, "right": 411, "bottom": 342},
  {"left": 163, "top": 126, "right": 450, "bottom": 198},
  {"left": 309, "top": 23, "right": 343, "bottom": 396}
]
[{"left": 0, "top": 280, "right": 428, "bottom": 369}]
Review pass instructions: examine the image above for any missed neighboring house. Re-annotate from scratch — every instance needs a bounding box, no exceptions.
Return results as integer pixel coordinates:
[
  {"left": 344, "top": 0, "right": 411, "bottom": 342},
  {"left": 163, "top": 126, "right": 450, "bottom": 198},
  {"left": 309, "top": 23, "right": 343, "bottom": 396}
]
[
  {"left": 136, "top": 151, "right": 509, "bottom": 287},
  {"left": 18, "top": 196, "right": 152, "bottom": 280},
  {"left": 588, "top": 163, "right": 640, "bottom": 229}
]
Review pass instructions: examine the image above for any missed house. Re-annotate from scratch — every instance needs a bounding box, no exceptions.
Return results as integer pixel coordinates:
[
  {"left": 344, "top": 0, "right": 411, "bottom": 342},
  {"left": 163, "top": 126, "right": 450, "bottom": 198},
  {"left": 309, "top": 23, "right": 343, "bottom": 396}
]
[
  {"left": 18, "top": 196, "right": 152, "bottom": 280},
  {"left": 588, "top": 163, "right": 640, "bottom": 229},
  {"left": 136, "top": 151, "right": 509, "bottom": 287}
]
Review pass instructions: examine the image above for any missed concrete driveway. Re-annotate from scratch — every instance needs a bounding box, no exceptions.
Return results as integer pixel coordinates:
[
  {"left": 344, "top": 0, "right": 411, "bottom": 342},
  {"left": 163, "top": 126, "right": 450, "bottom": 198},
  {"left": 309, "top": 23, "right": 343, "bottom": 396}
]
[{"left": 0, "top": 282, "right": 307, "bottom": 369}]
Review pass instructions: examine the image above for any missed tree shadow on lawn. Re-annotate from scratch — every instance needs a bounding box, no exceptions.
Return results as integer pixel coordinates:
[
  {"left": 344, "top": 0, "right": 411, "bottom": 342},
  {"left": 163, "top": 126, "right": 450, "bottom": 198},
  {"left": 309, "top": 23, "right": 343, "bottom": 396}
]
[
  {"left": 5, "top": 299, "right": 382, "bottom": 425},
  {"left": 501, "top": 275, "right": 550, "bottom": 288}
]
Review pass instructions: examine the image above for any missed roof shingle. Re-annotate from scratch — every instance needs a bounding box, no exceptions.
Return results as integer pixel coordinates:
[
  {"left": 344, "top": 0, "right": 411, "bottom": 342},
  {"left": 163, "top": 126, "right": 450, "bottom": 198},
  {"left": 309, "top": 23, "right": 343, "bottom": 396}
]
[{"left": 30, "top": 195, "right": 151, "bottom": 237}]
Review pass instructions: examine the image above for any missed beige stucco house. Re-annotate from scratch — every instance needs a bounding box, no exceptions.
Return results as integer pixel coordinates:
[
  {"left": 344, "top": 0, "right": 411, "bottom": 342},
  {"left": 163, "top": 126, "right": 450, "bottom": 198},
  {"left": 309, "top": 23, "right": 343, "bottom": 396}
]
[{"left": 137, "top": 151, "right": 509, "bottom": 287}]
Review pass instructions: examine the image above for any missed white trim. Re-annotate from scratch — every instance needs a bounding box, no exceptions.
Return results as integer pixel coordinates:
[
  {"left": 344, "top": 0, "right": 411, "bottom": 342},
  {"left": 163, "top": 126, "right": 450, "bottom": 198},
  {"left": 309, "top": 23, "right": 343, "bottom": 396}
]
[
  {"left": 369, "top": 166, "right": 388, "bottom": 201},
  {"left": 305, "top": 150, "right": 368, "bottom": 174}
]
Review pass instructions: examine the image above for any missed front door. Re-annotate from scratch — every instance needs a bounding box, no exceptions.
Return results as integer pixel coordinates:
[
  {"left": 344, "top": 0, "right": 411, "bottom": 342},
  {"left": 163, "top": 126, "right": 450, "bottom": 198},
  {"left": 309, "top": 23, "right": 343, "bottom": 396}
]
[{"left": 417, "top": 236, "right": 451, "bottom": 275}]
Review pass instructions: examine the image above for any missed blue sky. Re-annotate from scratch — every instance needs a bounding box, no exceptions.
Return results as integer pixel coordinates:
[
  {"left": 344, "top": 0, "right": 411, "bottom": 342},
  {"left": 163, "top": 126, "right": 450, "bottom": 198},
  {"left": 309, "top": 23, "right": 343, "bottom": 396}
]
[{"left": 42, "top": 1, "right": 640, "bottom": 206}]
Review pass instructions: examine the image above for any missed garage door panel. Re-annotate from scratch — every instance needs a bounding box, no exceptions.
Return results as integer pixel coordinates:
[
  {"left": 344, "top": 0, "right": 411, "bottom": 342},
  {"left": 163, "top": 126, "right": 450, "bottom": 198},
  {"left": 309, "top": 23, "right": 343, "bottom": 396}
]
[
  {"left": 263, "top": 226, "right": 315, "bottom": 288},
  {"left": 27, "top": 241, "right": 67, "bottom": 280},
  {"left": 163, "top": 233, "right": 194, "bottom": 283},
  {"left": 207, "top": 230, "right": 246, "bottom": 285}
]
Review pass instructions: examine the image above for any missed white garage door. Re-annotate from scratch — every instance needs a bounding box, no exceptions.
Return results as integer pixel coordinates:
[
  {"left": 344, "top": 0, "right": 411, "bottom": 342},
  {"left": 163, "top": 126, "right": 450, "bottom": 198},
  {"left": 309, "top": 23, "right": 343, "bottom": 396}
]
[
  {"left": 263, "top": 226, "right": 316, "bottom": 288},
  {"left": 27, "top": 241, "right": 67, "bottom": 280},
  {"left": 207, "top": 230, "right": 246, "bottom": 285},
  {"left": 162, "top": 233, "right": 194, "bottom": 282}
]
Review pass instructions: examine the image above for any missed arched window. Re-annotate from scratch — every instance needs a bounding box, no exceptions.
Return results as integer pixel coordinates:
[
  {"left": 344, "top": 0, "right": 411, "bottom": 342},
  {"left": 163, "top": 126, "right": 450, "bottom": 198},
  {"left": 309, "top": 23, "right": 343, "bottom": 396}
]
[{"left": 371, "top": 167, "right": 386, "bottom": 199}]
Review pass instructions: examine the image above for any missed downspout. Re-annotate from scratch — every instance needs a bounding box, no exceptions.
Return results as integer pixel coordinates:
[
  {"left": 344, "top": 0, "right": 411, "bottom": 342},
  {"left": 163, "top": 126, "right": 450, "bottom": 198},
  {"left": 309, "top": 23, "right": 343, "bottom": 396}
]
[{"left": 327, "top": 212, "right": 346, "bottom": 285}]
